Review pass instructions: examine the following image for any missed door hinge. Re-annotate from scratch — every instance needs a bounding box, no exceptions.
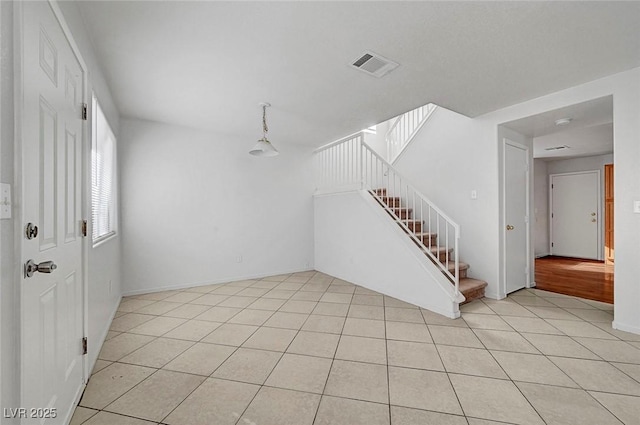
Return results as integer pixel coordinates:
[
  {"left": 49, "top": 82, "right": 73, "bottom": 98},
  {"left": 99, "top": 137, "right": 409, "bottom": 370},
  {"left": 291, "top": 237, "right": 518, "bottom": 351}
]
[
  {"left": 82, "top": 103, "right": 88, "bottom": 121},
  {"left": 81, "top": 219, "right": 87, "bottom": 237},
  {"left": 551, "top": 242, "right": 554, "bottom": 247},
  {"left": 551, "top": 184, "right": 554, "bottom": 189},
  {"left": 82, "top": 337, "right": 87, "bottom": 355}
]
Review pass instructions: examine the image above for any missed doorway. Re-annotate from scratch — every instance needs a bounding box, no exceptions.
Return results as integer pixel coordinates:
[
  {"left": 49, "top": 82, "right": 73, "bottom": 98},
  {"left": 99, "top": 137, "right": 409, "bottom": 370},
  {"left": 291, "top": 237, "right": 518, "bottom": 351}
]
[{"left": 501, "top": 96, "right": 614, "bottom": 303}]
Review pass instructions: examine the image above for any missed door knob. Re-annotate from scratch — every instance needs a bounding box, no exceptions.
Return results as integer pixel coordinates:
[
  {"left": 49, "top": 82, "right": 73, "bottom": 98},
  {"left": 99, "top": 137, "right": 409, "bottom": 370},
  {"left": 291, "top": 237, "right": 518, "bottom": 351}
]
[
  {"left": 24, "top": 259, "right": 57, "bottom": 278},
  {"left": 591, "top": 212, "right": 596, "bottom": 216},
  {"left": 506, "top": 225, "right": 515, "bottom": 230},
  {"left": 591, "top": 219, "right": 596, "bottom": 223}
]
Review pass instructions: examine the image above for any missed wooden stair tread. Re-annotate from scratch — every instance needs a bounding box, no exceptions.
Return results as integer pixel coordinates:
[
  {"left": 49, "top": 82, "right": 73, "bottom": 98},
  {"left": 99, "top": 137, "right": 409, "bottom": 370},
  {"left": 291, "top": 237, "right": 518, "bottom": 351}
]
[
  {"left": 445, "top": 262, "right": 469, "bottom": 272},
  {"left": 422, "top": 246, "right": 453, "bottom": 254},
  {"left": 458, "top": 278, "right": 488, "bottom": 292}
]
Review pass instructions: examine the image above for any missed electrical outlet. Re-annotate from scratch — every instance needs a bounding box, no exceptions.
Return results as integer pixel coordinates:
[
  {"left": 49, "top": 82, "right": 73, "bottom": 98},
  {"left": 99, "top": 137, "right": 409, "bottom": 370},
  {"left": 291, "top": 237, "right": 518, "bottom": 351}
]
[
  {"left": 470, "top": 190, "right": 478, "bottom": 200},
  {"left": 236, "top": 255, "right": 243, "bottom": 263}
]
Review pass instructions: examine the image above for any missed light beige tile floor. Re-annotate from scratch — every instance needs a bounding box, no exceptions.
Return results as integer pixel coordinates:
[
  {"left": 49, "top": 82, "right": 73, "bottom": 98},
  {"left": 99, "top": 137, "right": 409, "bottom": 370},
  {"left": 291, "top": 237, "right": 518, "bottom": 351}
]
[{"left": 72, "top": 271, "right": 640, "bottom": 425}]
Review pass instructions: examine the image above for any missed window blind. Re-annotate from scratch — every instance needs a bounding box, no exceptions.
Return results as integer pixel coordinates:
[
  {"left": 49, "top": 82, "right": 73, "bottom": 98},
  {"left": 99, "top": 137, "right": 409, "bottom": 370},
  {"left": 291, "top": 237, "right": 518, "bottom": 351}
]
[{"left": 91, "top": 98, "right": 117, "bottom": 243}]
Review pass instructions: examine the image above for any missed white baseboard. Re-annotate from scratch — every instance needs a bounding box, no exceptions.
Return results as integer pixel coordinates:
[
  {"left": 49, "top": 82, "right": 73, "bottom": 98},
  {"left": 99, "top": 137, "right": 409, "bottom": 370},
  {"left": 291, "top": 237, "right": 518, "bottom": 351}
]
[
  {"left": 612, "top": 321, "right": 640, "bottom": 336},
  {"left": 535, "top": 253, "right": 550, "bottom": 258},
  {"left": 122, "top": 267, "right": 314, "bottom": 297}
]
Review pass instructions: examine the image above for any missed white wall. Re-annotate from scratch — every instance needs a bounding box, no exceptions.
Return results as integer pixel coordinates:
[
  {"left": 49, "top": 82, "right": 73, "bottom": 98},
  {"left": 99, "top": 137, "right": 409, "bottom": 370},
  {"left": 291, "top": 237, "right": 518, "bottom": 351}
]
[
  {"left": 392, "top": 67, "right": 640, "bottom": 334},
  {"left": 0, "top": 0, "right": 16, "bottom": 416},
  {"left": 1, "top": 1, "right": 123, "bottom": 409},
  {"left": 546, "top": 154, "right": 613, "bottom": 260},
  {"left": 393, "top": 106, "right": 501, "bottom": 296},
  {"left": 533, "top": 159, "right": 549, "bottom": 256},
  {"left": 120, "top": 119, "right": 315, "bottom": 294},
  {"left": 314, "top": 191, "right": 460, "bottom": 318},
  {"left": 363, "top": 120, "right": 391, "bottom": 160}
]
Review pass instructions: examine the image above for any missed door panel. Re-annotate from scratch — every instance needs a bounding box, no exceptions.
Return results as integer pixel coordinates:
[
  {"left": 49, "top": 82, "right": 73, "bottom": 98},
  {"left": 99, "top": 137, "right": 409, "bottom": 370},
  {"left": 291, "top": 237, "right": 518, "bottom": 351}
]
[
  {"left": 21, "top": 1, "right": 85, "bottom": 422},
  {"left": 551, "top": 172, "right": 599, "bottom": 260},
  {"left": 505, "top": 142, "right": 529, "bottom": 294}
]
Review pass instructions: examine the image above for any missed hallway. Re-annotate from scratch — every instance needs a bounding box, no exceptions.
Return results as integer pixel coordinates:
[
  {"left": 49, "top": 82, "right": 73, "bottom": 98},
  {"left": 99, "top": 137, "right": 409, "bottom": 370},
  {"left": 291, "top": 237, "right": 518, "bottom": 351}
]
[{"left": 535, "top": 256, "right": 614, "bottom": 304}]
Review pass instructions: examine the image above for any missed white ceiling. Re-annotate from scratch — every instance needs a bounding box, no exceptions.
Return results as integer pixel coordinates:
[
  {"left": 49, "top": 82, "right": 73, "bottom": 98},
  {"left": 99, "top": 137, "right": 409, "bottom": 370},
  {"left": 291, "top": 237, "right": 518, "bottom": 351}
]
[
  {"left": 502, "top": 96, "right": 614, "bottom": 160},
  {"left": 76, "top": 1, "right": 640, "bottom": 147},
  {"left": 533, "top": 123, "right": 613, "bottom": 160},
  {"left": 502, "top": 96, "right": 613, "bottom": 139}
]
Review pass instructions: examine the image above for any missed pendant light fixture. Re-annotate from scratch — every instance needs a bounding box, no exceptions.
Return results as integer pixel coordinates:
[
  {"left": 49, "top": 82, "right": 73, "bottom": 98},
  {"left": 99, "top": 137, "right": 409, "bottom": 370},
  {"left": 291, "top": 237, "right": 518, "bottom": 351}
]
[{"left": 249, "top": 102, "right": 279, "bottom": 157}]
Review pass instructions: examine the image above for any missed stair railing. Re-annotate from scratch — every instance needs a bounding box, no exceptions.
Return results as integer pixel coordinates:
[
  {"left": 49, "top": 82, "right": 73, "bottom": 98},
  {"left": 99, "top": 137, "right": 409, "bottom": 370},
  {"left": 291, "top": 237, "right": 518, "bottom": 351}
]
[
  {"left": 386, "top": 103, "right": 437, "bottom": 163},
  {"left": 314, "top": 132, "right": 363, "bottom": 193},
  {"left": 314, "top": 131, "right": 460, "bottom": 297}
]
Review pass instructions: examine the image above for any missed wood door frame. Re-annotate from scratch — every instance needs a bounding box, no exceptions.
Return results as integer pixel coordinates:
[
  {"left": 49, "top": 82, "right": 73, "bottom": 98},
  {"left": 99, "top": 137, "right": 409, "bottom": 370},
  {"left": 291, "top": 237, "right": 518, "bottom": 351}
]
[
  {"left": 549, "top": 170, "right": 602, "bottom": 260},
  {"left": 604, "top": 164, "right": 614, "bottom": 264},
  {"left": 501, "top": 138, "right": 531, "bottom": 297},
  {"left": 14, "top": 0, "right": 91, "bottom": 415}
]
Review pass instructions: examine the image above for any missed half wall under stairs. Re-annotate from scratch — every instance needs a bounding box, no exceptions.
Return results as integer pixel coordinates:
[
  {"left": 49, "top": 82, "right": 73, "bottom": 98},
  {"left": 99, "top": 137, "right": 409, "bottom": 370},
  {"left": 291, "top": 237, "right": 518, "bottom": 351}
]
[
  {"left": 371, "top": 188, "right": 487, "bottom": 305},
  {"left": 314, "top": 190, "right": 465, "bottom": 318}
]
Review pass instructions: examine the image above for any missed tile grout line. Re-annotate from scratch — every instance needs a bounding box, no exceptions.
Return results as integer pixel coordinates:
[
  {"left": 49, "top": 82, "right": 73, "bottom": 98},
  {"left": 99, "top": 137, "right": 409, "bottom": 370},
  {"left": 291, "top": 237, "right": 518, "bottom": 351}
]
[
  {"left": 308, "top": 286, "right": 350, "bottom": 425},
  {"left": 384, "top": 292, "right": 392, "bottom": 424},
  {"left": 430, "top": 313, "right": 469, "bottom": 420}
]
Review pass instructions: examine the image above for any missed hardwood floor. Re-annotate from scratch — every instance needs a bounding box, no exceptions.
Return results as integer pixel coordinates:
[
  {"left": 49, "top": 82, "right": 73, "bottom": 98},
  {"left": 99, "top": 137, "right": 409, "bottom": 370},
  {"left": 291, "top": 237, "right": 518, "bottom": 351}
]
[{"left": 534, "top": 256, "right": 614, "bottom": 304}]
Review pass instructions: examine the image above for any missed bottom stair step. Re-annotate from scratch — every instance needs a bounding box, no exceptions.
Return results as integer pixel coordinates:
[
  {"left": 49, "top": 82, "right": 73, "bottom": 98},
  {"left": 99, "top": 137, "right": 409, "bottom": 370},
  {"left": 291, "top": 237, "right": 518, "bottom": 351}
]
[{"left": 458, "top": 278, "right": 488, "bottom": 305}]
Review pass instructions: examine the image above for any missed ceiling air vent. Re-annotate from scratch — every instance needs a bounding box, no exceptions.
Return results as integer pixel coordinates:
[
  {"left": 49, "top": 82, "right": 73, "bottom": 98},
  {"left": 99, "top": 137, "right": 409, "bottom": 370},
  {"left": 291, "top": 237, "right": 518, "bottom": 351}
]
[
  {"left": 351, "top": 51, "right": 399, "bottom": 78},
  {"left": 545, "top": 145, "right": 571, "bottom": 151}
]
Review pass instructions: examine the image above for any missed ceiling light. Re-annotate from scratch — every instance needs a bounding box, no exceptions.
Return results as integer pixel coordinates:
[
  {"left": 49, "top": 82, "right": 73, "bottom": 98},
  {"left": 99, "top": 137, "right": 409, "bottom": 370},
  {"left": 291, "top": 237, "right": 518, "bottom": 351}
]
[
  {"left": 554, "top": 117, "right": 572, "bottom": 126},
  {"left": 249, "top": 102, "right": 279, "bottom": 157}
]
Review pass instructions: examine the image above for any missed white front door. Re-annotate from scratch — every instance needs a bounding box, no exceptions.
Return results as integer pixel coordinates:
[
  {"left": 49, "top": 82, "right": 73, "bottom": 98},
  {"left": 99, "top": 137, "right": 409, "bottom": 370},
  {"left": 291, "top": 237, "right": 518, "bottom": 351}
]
[
  {"left": 551, "top": 171, "right": 599, "bottom": 260},
  {"left": 504, "top": 141, "right": 530, "bottom": 294},
  {"left": 20, "top": 1, "right": 85, "bottom": 422}
]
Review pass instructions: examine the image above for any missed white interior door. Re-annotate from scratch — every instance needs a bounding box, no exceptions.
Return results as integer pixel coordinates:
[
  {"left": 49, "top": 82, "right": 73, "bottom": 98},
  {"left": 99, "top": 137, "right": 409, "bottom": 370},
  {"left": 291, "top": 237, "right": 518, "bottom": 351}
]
[
  {"left": 551, "top": 171, "right": 599, "bottom": 259},
  {"left": 20, "top": 1, "right": 85, "bottom": 422},
  {"left": 504, "top": 141, "right": 529, "bottom": 294}
]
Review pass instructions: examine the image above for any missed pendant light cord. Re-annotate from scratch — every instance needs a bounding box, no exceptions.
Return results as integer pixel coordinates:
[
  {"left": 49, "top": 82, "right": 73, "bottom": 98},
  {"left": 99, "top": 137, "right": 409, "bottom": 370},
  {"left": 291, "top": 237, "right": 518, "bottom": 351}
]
[{"left": 262, "top": 105, "right": 269, "bottom": 139}]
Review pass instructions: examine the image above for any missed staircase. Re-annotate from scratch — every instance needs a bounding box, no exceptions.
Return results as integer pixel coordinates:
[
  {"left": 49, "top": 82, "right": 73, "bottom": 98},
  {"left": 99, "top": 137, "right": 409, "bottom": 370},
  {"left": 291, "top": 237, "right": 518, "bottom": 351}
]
[
  {"left": 371, "top": 188, "right": 487, "bottom": 304},
  {"left": 315, "top": 130, "right": 487, "bottom": 305}
]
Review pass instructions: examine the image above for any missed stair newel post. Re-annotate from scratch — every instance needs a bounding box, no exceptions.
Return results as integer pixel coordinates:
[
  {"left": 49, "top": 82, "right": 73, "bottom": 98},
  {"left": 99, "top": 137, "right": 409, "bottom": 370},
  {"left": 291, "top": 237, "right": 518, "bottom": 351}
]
[{"left": 454, "top": 227, "right": 460, "bottom": 297}]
